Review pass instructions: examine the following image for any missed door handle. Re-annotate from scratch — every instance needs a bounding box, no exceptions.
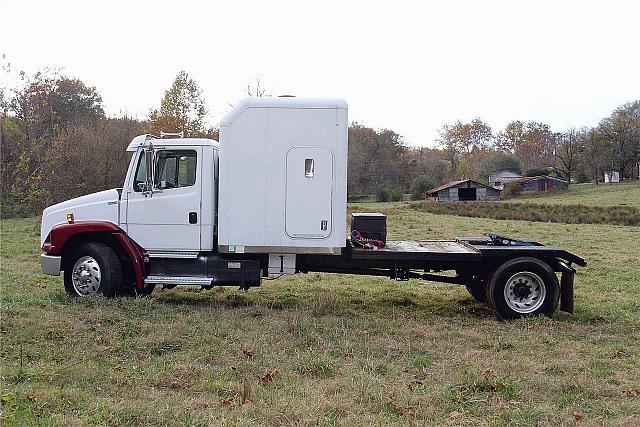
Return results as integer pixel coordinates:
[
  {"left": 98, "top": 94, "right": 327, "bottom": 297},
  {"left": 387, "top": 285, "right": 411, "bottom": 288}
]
[{"left": 189, "top": 212, "right": 198, "bottom": 224}]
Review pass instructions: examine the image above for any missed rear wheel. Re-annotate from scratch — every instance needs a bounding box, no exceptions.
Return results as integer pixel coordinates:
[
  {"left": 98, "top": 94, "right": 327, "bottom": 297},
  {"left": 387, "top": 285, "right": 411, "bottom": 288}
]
[
  {"left": 64, "top": 242, "right": 122, "bottom": 297},
  {"left": 486, "top": 257, "right": 559, "bottom": 320}
]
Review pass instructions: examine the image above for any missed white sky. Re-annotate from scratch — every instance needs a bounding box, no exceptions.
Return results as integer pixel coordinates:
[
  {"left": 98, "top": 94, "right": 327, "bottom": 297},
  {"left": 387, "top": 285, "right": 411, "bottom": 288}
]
[{"left": 1, "top": 0, "right": 639, "bottom": 146}]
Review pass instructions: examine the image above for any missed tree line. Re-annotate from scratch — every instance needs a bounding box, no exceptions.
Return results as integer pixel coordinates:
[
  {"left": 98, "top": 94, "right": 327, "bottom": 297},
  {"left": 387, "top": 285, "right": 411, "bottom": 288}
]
[
  {"left": 1, "top": 65, "right": 639, "bottom": 217},
  {"left": 347, "top": 102, "right": 639, "bottom": 201}
]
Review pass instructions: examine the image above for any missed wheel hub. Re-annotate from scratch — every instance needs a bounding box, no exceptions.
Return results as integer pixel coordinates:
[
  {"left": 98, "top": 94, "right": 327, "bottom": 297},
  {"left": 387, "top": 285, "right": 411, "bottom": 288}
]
[
  {"left": 503, "top": 271, "right": 546, "bottom": 314},
  {"left": 512, "top": 282, "right": 531, "bottom": 299},
  {"left": 71, "top": 256, "right": 101, "bottom": 296}
]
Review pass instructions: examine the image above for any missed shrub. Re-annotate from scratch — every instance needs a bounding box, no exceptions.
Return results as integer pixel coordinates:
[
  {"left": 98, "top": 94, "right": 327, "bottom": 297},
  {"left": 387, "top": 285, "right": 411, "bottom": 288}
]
[
  {"left": 409, "top": 175, "right": 433, "bottom": 201},
  {"left": 525, "top": 168, "right": 548, "bottom": 177},
  {"left": 375, "top": 188, "right": 389, "bottom": 202},
  {"left": 501, "top": 182, "right": 522, "bottom": 199},
  {"left": 388, "top": 187, "right": 404, "bottom": 202},
  {"left": 0, "top": 200, "right": 37, "bottom": 219}
]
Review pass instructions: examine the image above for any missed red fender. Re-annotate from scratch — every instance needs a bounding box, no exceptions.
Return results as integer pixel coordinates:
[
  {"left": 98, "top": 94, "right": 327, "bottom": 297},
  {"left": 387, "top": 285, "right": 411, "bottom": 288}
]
[
  {"left": 113, "top": 233, "right": 146, "bottom": 289},
  {"left": 42, "top": 221, "right": 146, "bottom": 289}
]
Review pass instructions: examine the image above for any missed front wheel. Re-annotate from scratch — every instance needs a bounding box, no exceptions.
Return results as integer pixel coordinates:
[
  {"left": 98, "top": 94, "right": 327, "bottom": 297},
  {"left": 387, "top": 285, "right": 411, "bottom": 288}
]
[
  {"left": 486, "top": 257, "right": 559, "bottom": 320},
  {"left": 64, "top": 242, "right": 123, "bottom": 297}
]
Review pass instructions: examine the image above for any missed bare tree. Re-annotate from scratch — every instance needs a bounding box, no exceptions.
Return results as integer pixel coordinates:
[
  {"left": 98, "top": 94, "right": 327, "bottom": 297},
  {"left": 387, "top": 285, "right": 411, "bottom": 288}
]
[
  {"left": 246, "top": 77, "right": 269, "bottom": 97},
  {"left": 553, "top": 128, "right": 583, "bottom": 183}
]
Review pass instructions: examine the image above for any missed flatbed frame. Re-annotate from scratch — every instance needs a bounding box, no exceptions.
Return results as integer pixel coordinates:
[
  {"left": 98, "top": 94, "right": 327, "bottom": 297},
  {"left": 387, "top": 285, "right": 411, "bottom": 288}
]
[
  {"left": 296, "top": 235, "right": 586, "bottom": 314},
  {"left": 299, "top": 235, "right": 585, "bottom": 284}
]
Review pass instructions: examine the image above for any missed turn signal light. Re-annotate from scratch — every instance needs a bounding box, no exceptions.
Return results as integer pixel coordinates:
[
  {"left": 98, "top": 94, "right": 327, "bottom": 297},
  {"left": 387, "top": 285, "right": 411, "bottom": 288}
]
[{"left": 66, "top": 213, "right": 74, "bottom": 223}]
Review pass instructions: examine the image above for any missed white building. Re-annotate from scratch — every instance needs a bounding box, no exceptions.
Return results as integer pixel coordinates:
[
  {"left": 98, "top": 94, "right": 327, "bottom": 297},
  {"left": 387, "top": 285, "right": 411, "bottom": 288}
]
[
  {"left": 488, "top": 171, "right": 522, "bottom": 190},
  {"left": 604, "top": 171, "right": 620, "bottom": 183}
]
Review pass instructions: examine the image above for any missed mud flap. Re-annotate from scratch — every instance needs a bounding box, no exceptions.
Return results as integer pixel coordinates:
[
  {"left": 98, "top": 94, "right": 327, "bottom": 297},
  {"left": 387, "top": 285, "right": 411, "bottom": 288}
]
[{"left": 560, "top": 270, "right": 574, "bottom": 313}]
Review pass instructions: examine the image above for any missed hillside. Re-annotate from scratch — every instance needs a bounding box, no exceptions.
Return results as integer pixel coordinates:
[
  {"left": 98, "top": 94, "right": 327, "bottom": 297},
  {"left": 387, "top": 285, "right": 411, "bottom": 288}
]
[{"left": 511, "top": 180, "right": 640, "bottom": 209}]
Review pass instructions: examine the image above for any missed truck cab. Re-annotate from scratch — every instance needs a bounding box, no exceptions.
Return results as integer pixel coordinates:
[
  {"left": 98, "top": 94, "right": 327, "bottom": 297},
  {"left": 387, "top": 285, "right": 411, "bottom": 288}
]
[{"left": 123, "top": 136, "right": 218, "bottom": 253}]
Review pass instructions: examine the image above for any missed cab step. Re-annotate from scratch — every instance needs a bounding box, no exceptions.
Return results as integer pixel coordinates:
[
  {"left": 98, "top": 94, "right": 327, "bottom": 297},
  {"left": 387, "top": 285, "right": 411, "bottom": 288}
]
[{"left": 144, "top": 276, "right": 213, "bottom": 286}]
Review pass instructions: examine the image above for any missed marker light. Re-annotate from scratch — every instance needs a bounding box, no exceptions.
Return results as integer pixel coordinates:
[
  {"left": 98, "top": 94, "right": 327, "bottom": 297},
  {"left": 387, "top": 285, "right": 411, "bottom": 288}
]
[{"left": 66, "top": 213, "right": 74, "bottom": 223}]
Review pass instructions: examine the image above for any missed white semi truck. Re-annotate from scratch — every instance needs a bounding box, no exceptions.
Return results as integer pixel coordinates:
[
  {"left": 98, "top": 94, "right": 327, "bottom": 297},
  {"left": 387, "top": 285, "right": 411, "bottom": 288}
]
[{"left": 40, "top": 97, "right": 585, "bottom": 320}]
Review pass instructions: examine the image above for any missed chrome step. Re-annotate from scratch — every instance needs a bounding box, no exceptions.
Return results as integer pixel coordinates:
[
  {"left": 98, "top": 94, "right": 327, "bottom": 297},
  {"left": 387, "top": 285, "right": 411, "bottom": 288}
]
[
  {"left": 144, "top": 276, "right": 213, "bottom": 286},
  {"left": 147, "top": 252, "right": 198, "bottom": 259}
]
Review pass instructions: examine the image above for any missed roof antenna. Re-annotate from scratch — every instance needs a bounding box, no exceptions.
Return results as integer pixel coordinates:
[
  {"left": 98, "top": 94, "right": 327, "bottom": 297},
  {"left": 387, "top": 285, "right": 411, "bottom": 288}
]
[{"left": 160, "top": 131, "right": 184, "bottom": 138}]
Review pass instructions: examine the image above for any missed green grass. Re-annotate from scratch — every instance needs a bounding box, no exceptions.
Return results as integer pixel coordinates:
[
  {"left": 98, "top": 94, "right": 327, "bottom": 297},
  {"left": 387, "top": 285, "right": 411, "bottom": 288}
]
[
  {"left": 410, "top": 200, "right": 640, "bottom": 226},
  {"left": 2, "top": 206, "right": 640, "bottom": 425},
  {"left": 511, "top": 180, "right": 640, "bottom": 209}
]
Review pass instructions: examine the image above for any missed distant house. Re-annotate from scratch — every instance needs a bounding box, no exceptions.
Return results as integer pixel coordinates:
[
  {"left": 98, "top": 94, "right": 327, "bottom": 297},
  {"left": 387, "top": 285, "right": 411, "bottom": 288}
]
[
  {"left": 489, "top": 171, "right": 523, "bottom": 190},
  {"left": 604, "top": 171, "right": 620, "bottom": 183},
  {"left": 426, "top": 180, "right": 501, "bottom": 201},
  {"left": 516, "top": 175, "right": 568, "bottom": 192}
]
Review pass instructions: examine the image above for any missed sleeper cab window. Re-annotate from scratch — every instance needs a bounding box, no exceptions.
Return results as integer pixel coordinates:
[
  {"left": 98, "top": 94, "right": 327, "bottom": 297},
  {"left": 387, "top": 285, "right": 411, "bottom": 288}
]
[{"left": 305, "top": 158, "right": 314, "bottom": 178}]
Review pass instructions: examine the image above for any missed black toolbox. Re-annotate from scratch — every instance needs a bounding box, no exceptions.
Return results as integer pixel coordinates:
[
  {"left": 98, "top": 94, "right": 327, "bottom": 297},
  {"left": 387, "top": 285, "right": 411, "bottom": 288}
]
[{"left": 351, "top": 213, "right": 387, "bottom": 246}]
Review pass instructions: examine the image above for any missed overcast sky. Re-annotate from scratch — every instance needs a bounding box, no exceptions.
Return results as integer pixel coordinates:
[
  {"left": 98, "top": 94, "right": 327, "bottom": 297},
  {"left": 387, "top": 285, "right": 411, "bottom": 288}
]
[{"left": 1, "top": 0, "right": 639, "bottom": 146}]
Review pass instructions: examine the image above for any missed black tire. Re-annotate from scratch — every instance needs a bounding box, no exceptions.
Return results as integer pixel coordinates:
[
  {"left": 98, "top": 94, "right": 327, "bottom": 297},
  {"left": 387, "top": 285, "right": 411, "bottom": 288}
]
[
  {"left": 465, "top": 277, "right": 487, "bottom": 303},
  {"left": 64, "top": 242, "right": 123, "bottom": 297},
  {"left": 485, "top": 257, "right": 559, "bottom": 320}
]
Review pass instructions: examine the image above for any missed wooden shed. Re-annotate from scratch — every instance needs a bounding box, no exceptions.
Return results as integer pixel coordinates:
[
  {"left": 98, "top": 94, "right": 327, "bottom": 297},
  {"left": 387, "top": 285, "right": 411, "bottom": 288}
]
[
  {"left": 516, "top": 175, "right": 568, "bottom": 192},
  {"left": 426, "top": 180, "right": 501, "bottom": 201}
]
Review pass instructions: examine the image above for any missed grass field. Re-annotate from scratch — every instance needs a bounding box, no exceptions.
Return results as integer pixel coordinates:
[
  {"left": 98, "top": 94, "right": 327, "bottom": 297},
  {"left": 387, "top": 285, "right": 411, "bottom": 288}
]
[
  {"left": 411, "top": 200, "right": 640, "bottom": 226},
  {"left": 1, "top": 192, "right": 639, "bottom": 424},
  {"left": 511, "top": 181, "right": 640, "bottom": 209}
]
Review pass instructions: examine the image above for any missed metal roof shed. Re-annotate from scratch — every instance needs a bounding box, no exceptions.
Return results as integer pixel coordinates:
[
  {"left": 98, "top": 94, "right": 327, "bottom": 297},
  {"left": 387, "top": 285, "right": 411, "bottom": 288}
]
[{"left": 426, "top": 180, "right": 501, "bottom": 201}]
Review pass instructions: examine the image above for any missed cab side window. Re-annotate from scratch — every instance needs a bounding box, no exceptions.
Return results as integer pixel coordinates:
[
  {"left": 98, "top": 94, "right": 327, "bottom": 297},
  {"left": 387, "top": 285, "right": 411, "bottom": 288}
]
[{"left": 155, "top": 150, "right": 197, "bottom": 189}]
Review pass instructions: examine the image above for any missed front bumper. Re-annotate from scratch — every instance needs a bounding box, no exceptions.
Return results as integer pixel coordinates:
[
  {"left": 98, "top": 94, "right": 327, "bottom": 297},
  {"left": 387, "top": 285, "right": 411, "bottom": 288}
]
[{"left": 41, "top": 253, "right": 61, "bottom": 276}]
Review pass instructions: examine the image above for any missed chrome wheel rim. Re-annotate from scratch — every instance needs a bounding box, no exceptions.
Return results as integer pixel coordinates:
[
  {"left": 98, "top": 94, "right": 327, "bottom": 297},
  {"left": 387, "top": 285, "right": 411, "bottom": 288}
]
[
  {"left": 504, "top": 271, "right": 546, "bottom": 313},
  {"left": 71, "top": 256, "right": 101, "bottom": 296}
]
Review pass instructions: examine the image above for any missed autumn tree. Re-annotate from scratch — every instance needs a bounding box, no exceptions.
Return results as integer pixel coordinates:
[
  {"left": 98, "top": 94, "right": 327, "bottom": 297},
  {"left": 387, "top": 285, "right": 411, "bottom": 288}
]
[
  {"left": 6, "top": 70, "right": 63, "bottom": 209},
  {"left": 347, "top": 123, "right": 408, "bottom": 196},
  {"left": 438, "top": 118, "right": 492, "bottom": 178},
  {"left": 598, "top": 101, "right": 640, "bottom": 179},
  {"left": 409, "top": 147, "right": 449, "bottom": 186},
  {"left": 579, "top": 129, "right": 613, "bottom": 184},
  {"left": 477, "top": 151, "right": 521, "bottom": 183},
  {"left": 1, "top": 66, "right": 144, "bottom": 215},
  {"left": 148, "top": 71, "right": 208, "bottom": 137},
  {"left": 495, "top": 121, "right": 554, "bottom": 173}
]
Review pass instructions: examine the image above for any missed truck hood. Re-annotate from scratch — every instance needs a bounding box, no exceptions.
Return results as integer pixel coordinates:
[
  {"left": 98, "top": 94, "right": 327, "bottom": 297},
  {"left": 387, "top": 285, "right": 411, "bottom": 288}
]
[{"left": 40, "top": 189, "right": 121, "bottom": 246}]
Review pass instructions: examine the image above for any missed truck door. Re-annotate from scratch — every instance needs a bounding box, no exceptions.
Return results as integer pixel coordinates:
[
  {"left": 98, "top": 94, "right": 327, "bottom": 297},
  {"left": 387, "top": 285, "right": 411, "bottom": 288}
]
[
  {"left": 125, "top": 147, "right": 202, "bottom": 252},
  {"left": 285, "top": 147, "right": 333, "bottom": 239}
]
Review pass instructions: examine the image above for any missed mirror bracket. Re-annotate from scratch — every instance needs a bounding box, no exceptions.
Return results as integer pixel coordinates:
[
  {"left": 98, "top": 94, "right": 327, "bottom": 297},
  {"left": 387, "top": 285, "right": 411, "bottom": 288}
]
[{"left": 142, "top": 142, "right": 155, "bottom": 197}]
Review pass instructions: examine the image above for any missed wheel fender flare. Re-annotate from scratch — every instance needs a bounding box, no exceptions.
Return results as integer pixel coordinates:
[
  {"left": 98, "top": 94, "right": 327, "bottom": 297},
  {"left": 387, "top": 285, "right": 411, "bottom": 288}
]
[{"left": 42, "top": 221, "right": 146, "bottom": 289}]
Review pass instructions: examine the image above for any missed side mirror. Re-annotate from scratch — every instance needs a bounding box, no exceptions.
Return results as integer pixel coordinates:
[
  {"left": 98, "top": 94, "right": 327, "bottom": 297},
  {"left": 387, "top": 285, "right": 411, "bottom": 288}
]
[{"left": 143, "top": 144, "right": 155, "bottom": 196}]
